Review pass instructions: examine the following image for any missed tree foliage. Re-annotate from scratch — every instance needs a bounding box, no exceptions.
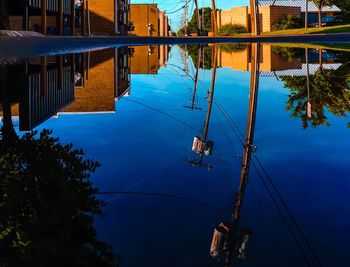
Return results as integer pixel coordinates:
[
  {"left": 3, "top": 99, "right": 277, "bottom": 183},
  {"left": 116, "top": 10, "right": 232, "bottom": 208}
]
[
  {"left": 0, "top": 129, "right": 120, "bottom": 267},
  {"left": 272, "top": 15, "right": 303, "bottom": 31},
  {"left": 313, "top": 0, "right": 334, "bottom": 27},
  {"left": 184, "top": 45, "right": 213, "bottom": 70},
  {"left": 218, "top": 24, "right": 246, "bottom": 36},
  {"left": 333, "top": 0, "right": 350, "bottom": 15},
  {"left": 271, "top": 46, "right": 304, "bottom": 62},
  {"left": 282, "top": 64, "right": 350, "bottom": 129},
  {"left": 177, "top": 7, "right": 212, "bottom": 35}
]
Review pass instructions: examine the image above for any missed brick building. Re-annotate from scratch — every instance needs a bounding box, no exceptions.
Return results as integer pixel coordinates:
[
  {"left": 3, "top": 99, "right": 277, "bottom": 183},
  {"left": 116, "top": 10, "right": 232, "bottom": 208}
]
[
  {"left": 62, "top": 48, "right": 131, "bottom": 113},
  {"left": 88, "top": 0, "right": 129, "bottom": 35},
  {"left": 0, "top": 56, "right": 75, "bottom": 130},
  {"left": 217, "top": 44, "right": 302, "bottom": 72},
  {"left": 217, "top": 1, "right": 341, "bottom": 33},
  {"left": 129, "top": 4, "right": 169, "bottom": 36},
  {"left": 4, "top": 0, "right": 130, "bottom": 36},
  {"left": 217, "top": 5, "right": 300, "bottom": 33},
  {"left": 6, "top": 0, "right": 76, "bottom": 35},
  {"left": 130, "top": 45, "right": 170, "bottom": 74}
]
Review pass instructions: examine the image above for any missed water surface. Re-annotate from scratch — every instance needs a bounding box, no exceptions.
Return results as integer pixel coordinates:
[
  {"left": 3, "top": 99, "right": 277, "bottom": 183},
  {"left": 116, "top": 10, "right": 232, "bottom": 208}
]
[{"left": 1, "top": 43, "right": 350, "bottom": 267}]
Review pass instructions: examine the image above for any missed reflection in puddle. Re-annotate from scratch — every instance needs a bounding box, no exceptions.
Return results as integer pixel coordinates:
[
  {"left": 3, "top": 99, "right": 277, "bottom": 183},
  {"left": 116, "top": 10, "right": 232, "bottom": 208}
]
[{"left": 1, "top": 43, "right": 350, "bottom": 266}]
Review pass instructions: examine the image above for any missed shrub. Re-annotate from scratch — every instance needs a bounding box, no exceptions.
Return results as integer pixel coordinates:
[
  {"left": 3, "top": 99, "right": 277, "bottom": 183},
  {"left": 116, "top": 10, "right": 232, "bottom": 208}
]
[
  {"left": 218, "top": 44, "right": 247, "bottom": 53},
  {"left": 218, "top": 24, "right": 246, "bottom": 36},
  {"left": 272, "top": 15, "right": 303, "bottom": 31}
]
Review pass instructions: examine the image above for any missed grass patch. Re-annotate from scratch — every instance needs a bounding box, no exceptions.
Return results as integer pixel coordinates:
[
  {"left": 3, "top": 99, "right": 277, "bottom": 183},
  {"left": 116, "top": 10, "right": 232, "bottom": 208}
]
[
  {"left": 261, "top": 24, "right": 350, "bottom": 35},
  {"left": 268, "top": 43, "right": 350, "bottom": 52}
]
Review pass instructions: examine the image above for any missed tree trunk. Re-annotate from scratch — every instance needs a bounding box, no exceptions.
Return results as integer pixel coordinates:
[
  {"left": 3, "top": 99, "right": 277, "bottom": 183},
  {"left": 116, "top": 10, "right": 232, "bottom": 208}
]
[
  {"left": 0, "top": 0, "right": 10, "bottom": 30},
  {"left": 318, "top": 8, "right": 322, "bottom": 28},
  {"left": 319, "top": 48, "right": 323, "bottom": 70}
]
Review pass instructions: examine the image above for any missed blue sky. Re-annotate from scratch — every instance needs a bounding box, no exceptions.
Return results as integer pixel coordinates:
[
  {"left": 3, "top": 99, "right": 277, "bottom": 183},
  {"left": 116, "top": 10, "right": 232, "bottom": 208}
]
[{"left": 130, "top": 0, "right": 249, "bottom": 30}]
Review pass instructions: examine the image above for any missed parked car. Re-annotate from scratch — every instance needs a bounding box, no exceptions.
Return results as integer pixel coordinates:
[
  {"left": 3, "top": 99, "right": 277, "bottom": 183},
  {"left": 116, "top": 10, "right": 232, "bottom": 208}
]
[{"left": 310, "top": 16, "right": 343, "bottom": 27}]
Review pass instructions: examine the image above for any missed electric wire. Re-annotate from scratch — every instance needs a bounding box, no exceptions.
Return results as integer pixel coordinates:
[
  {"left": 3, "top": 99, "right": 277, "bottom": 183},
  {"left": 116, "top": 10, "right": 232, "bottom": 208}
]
[
  {"left": 123, "top": 98, "right": 199, "bottom": 132},
  {"left": 180, "top": 50, "right": 322, "bottom": 265},
  {"left": 248, "top": 180, "right": 292, "bottom": 267},
  {"left": 253, "top": 154, "right": 323, "bottom": 267},
  {"left": 163, "top": 46, "right": 322, "bottom": 266},
  {"left": 97, "top": 191, "right": 228, "bottom": 214}
]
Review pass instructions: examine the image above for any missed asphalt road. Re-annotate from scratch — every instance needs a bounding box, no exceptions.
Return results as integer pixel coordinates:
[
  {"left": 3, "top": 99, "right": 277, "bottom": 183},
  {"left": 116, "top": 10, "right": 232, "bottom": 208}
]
[{"left": 0, "top": 33, "right": 349, "bottom": 60}]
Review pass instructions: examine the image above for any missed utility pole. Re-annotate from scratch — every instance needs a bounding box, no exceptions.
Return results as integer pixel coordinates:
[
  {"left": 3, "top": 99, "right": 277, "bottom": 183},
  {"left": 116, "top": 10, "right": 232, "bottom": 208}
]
[
  {"left": 235, "top": 43, "right": 260, "bottom": 223},
  {"left": 210, "top": 44, "right": 260, "bottom": 266},
  {"left": 250, "top": 0, "right": 259, "bottom": 35},
  {"left": 86, "top": 0, "right": 91, "bottom": 36},
  {"left": 41, "top": 0, "right": 47, "bottom": 34},
  {"left": 305, "top": 0, "right": 309, "bottom": 31},
  {"left": 188, "top": 45, "right": 217, "bottom": 169},
  {"left": 202, "top": 7, "right": 205, "bottom": 35},
  {"left": 194, "top": 0, "right": 201, "bottom": 35},
  {"left": 225, "top": 44, "right": 260, "bottom": 267},
  {"left": 211, "top": 0, "right": 217, "bottom": 35},
  {"left": 183, "top": 1, "right": 188, "bottom": 36},
  {"left": 184, "top": 45, "right": 189, "bottom": 74},
  {"left": 306, "top": 47, "right": 312, "bottom": 118},
  {"left": 184, "top": 46, "right": 202, "bottom": 110}
]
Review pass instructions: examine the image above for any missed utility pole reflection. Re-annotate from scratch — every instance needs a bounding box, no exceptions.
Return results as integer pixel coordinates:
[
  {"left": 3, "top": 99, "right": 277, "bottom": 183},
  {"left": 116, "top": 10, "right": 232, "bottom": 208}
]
[
  {"left": 188, "top": 45, "right": 218, "bottom": 170},
  {"left": 184, "top": 46, "right": 202, "bottom": 111},
  {"left": 210, "top": 43, "right": 261, "bottom": 266},
  {"left": 306, "top": 47, "right": 312, "bottom": 119}
]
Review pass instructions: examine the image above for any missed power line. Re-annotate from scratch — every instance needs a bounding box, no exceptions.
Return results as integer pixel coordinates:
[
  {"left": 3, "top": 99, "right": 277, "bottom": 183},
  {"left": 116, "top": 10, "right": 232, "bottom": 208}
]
[
  {"left": 97, "top": 191, "right": 227, "bottom": 213},
  {"left": 123, "top": 98, "right": 199, "bottom": 132}
]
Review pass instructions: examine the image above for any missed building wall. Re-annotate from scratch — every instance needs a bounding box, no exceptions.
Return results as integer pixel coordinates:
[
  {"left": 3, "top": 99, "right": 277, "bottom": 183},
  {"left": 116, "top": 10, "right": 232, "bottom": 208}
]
[
  {"left": 159, "top": 45, "right": 169, "bottom": 68},
  {"left": 63, "top": 49, "right": 116, "bottom": 112},
  {"left": 259, "top": 44, "right": 302, "bottom": 71},
  {"left": 217, "top": 5, "right": 301, "bottom": 33},
  {"left": 9, "top": 16, "right": 57, "bottom": 31},
  {"left": 164, "top": 16, "right": 169, "bottom": 36},
  {"left": 217, "top": 47, "right": 250, "bottom": 71},
  {"left": 217, "top": 7, "right": 249, "bottom": 31},
  {"left": 130, "top": 46, "right": 160, "bottom": 74},
  {"left": 217, "top": 45, "right": 302, "bottom": 72},
  {"left": 158, "top": 11, "right": 169, "bottom": 36},
  {"left": 129, "top": 4, "right": 160, "bottom": 36},
  {"left": 257, "top": 6, "right": 301, "bottom": 32},
  {"left": 89, "top": 0, "right": 115, "bottom": 35}
]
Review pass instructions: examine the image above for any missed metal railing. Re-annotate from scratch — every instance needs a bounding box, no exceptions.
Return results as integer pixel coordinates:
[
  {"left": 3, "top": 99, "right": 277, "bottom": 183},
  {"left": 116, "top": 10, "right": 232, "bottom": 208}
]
[
  {"left": 28, "top": 0, "right": 72, "bottom": 15},
  {"left": 21, "top": 65, "right": 74, "bottom": 131}
]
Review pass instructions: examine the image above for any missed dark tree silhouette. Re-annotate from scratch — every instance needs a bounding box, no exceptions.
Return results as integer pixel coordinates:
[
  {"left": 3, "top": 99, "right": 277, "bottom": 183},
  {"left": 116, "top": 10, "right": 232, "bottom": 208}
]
[
  {"left": 282, "top": 64, "right": 350, "bottom": 128},
  {"left": 0, "top": 127, "right": 120, "bottom": 267}
]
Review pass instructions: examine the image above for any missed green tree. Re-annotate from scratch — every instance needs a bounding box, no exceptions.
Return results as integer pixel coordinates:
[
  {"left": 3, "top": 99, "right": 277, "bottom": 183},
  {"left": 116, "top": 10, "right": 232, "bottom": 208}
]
[
  {"left": 331, "top": 0, "right": 350, "bottom": 12},
  {"left": 271, "top": 15, "right": 303, "bottom": 31},
  {"left": 271, "top": 46, "right": 304, "bottom": 62},
  {"left": 282, "top": 64, "right": 350, "bottom": 128},
  {"left": 313, "top": 0, "right": 333, "bottom": 27},
  {"left": 183, "top": 44, "right": 213, "bottom": 70},
  {"left": 217, "top": 24, "right": 246, "bottom": 36},
  {"left": 177, "top": 7, "right": 212, "bottom": 36}
]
